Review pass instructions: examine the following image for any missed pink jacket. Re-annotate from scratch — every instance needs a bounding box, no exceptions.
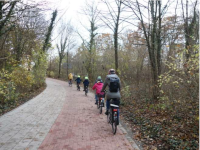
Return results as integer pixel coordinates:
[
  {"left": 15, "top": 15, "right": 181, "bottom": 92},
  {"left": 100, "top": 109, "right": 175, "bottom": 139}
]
[{"left": 92, "top": 82, "right": 104, "bottom": 95}]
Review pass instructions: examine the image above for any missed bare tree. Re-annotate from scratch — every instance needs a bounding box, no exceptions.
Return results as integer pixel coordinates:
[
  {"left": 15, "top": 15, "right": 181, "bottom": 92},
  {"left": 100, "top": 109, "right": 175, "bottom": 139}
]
[
  {"left": 57, "top": 23, "right": 75, "bottom": 78},
  {"left": 123, "top": 0, "right": 170, "bottom": 100},
  {"left": 78, "top": 0, "right": 100, "bottom": 80},
  {"left": 0, "top": 1, "right": 17, "bottom": 37},
  {"left": 100, "top": 0, "right": 128, "bottom": 74},
  {"left": 181, "top": 0, "right": 199, "bottom": 61}
]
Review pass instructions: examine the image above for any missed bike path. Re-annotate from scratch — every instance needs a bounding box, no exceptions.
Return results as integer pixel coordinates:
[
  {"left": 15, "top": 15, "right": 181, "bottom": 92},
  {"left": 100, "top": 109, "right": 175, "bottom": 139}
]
[{"left": 0, "top": 78, "right": 139, "bottom": 150}]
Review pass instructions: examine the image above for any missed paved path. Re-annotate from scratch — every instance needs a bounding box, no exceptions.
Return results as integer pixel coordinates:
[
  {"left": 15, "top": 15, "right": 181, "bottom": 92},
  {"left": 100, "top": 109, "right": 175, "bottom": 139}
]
[{"left": 0, "top": 78, "right": 139, "bottom": 150}]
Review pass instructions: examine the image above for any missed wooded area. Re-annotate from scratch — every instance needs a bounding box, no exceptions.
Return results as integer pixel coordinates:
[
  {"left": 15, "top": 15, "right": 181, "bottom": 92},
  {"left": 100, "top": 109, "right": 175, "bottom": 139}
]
[
  {"left": 0, "top": 1, "right": 57, "bottom": 112},
  {"left": 0, "top": 0, "right": 199, "bottom": 149}
]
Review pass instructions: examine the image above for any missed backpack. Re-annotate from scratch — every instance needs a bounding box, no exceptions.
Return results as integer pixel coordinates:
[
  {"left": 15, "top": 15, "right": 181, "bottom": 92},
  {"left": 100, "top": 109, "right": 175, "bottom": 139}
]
[{"left": 109, "top": 77, "right": 119, "bottom": 92}]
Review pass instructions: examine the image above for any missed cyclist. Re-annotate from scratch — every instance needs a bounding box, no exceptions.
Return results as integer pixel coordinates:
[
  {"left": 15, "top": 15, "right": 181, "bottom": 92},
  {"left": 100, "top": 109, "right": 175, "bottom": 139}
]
[
  {"left": 68, "top": 73, "right": 73, "bottom": 84},
  {"left": 92, "top": 78, "right": 104, "bottom": 104},
  {"left": 95, "top": 76, "right": 103, "bottom": 83},
  {"left": 94, "top": 76, "right": 103, "bottom": 103},
  {"left": 75, "top": 75, "right": 81, "bottom": 90},
  {"left": 101, "top": 69, "right": 121, "bottom": 116},
  {"left": 83, "top": 76, "right": 89, "bottom": 91}
]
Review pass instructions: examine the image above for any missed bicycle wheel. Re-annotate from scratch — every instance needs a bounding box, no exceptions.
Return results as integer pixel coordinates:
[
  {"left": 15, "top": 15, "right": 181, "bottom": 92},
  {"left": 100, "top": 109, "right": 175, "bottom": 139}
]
[
  {"left": 99, "top": 106, "right": 102, "bottom": 114},
  {"left": 112, "top": 118, "right": 117, "bottom": 134},
  {"left": 97, "top": 99, "right": 99, "bottom": 109},
  {"left": 107, "top": 111, "right": 110, "bottom": 123}
]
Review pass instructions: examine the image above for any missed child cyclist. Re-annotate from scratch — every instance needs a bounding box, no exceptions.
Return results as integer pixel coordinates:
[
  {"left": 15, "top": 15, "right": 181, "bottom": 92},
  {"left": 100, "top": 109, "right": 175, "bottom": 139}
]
[
  {"left": 83, "top": 76, "right": 89, "bottom": 91},
  {"left": 92, "top": 78, "right": 104, "bottom": 105},
  {"left": 75, "top": 75, "right": 81, "bottom": 90}
]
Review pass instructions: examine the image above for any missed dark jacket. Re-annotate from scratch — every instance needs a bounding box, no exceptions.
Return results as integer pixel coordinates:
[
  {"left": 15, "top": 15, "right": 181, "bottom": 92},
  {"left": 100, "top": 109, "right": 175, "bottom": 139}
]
[
  {"left": 101, "top": 74, "right": 121, "bottom": 100},
  {"left": 83, "top": 79, "right": 89, "bottom": 86},
  {"left": 75, "top": 77, "right": 81, "bottom": 83}
]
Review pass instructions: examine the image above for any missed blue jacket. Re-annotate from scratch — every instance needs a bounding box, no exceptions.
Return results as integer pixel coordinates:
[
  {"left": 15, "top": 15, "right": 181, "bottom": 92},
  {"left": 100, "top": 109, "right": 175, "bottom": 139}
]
[
  {"left": 83, "top": 79, "right": 89, "bottom": 86},
  {"left": 75, "top": 77, "right": 81, "bottom": 83}
]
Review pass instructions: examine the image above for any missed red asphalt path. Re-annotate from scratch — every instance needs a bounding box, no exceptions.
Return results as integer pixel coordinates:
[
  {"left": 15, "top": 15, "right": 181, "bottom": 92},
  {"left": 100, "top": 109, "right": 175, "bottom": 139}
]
[{"left": 38, "top": 78, "right": 137, "bottom": 150}]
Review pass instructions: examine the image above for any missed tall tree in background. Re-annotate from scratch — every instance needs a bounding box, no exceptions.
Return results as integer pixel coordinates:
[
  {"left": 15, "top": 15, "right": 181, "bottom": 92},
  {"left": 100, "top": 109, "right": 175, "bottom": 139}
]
[
  {"left": 79, "top": 0, "right": 100, "bottom": 80},
  {"left": 43, "top": 10, "right": 57, "bottom": 52},
  {"left": 0, "top": 1, "right": 17, "bottom": 37},
  {"left": 124, "top": 0, "right": 169, "bottom": 100},
  {"left": 57, "top": 23, "right": 74, "bottom": 78},
  {"left": 181, "top": 0, "right": 199, "bottom": 61},
  {"left": 100, "top": 0, "right": 127, "bottom": 74}
]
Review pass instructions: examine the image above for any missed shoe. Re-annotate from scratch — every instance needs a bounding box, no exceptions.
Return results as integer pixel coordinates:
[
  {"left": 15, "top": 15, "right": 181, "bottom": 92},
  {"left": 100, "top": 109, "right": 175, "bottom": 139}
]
[
  {"left": 105, "top": 110, "right": 108, "bottom": 115},
  {"left": 95, "top": 102, "right": 97, "bottom": 105},
  {"left": 83, "top": 90, "right": 85, "bottom": 91}
]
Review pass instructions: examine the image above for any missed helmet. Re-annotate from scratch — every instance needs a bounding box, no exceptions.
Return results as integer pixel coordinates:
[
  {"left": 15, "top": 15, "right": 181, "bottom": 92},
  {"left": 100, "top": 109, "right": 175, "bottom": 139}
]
[
  {"left": 108, "top": 69, "right": 115, "bottom": 74},
  {"left": 85, "top": 76, "right": 88, "bottom": 79},
  {"left": 78, "top": 75, "right": 80, "bottom": 78},
  {"left": 97, "top": 76, "right": 101, "bottom": 79}
]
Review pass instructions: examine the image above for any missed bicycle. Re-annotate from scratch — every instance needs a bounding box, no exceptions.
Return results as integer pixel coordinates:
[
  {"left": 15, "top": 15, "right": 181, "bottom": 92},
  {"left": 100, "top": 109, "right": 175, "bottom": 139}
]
[
  {"left": 107, "top": 99, "right": 119, "bottom": 134},
  {"left": 97, "top": 94, "right": 105, "bottom": 114},
  {"left": 85, "top": 86, "right": 88, "bottom": 96},
  {"left": 77, "top": 83, "right": 80, "bottom": 91},
  {"left": 69, "top": 79, "right": 72, "bottom": 87}
]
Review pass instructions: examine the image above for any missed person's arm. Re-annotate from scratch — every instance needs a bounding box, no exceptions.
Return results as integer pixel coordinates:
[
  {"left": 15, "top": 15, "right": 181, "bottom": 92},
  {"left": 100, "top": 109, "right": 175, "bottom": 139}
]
[
  {"left": 101, "top": 76, "right": 108, "bottom": 92},
  {"left": 92, "top": 84, "right": 96, "bottom": 90},
  {"left": 119, "top": 78, "right": 121, "bottom": 91}
]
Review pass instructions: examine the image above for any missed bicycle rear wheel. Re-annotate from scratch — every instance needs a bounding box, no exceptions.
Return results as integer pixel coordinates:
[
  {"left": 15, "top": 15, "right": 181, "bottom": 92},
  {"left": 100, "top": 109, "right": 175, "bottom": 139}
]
[
  {"left": 97, "top": 99, "right": 99, "bottom": 109},
  {"left": 107, "top": 111, "right": 110, "bottom": 123},
  {"left": 112, "top": 118, "right": 117, "bottom": 134}
]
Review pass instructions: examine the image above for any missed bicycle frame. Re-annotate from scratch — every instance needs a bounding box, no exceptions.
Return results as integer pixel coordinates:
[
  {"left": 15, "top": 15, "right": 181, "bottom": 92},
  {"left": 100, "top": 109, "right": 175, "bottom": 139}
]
[
  {"left": 85, "top": 86, "right": 88, "bottom": 96},
  {"left": 77, "top": 83, "right": 80, "bottom": 91}
]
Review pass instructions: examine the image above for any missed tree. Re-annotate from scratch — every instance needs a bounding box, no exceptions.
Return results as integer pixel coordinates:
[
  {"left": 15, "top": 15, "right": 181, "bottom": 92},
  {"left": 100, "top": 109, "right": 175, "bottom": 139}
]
[
  {"left": 123, "top": 0, "right": 170, "bottom": 100},
  {"left": 78, "top": 0, "right": 100, "bottom": 80},
  {"left": 57, "top": 23, "right": 74, "bottom": 78},
  {"left": 43, "top": 10, "right": 57, "bottom": 52},
  {"left": 181, "top": 0, "right": 199, "bottom": 62},
  {"left": 0, "top": 1, "right": 17, "bottom": 37},
  {"left": 100, "top": 0, "right": 127, "bottom": 74}
]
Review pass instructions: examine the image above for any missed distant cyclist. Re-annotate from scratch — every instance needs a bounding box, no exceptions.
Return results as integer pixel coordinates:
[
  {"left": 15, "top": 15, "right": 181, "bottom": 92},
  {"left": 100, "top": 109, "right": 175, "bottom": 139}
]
[
  {"left": 75, "top": 75, "right": 81, "bottom": 90},
  {"left": 83, "top": 76, "right": 89, "bottom": 91},
  {"left": 101, "top": 69, "right": 121, "bottom": 115},
  {"left": 68, "top": 73, "right": 73, "bottom": 84}
]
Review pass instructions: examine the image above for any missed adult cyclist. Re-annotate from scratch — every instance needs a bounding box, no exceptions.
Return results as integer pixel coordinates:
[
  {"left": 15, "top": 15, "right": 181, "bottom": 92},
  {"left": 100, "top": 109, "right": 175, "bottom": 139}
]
[{"left": 101, "top": 69, "right": 121, "bottom": 116}]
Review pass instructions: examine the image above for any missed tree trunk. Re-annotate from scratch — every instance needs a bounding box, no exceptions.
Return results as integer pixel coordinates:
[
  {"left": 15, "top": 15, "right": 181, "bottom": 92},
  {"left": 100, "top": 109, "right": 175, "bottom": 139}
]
[
  {"left": 58, "top": 58, "right": 62, "bottom": 78},
  {"left": 114, "top": 31, "right": 118, "bottom": 74},
  {"left": 67, "top": 51, "right": 69, "bottom": 76}
]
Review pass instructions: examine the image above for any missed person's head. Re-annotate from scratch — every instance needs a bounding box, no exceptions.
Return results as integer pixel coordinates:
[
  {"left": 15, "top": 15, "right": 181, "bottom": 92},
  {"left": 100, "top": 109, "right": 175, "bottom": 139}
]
[
  {"left": 85, "top": 76, "right": 88, "bottom": 80},
  {"left": 108, "top": 69, "right": 115, "bottom": 74},
  {"left": 97, "top": 76, "right": 101, "bottom": 80},
  {"left": 78, "top": 75, "right": 80, "bottom": 78}
]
